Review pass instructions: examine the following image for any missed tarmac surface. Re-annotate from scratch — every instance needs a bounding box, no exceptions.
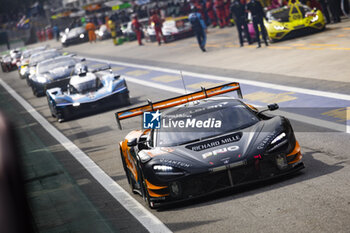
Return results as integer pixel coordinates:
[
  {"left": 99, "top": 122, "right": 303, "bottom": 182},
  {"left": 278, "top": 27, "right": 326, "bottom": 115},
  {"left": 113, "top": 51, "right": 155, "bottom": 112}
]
[{"left": 1, "top": 17, "right": 350, "bottom": 233}]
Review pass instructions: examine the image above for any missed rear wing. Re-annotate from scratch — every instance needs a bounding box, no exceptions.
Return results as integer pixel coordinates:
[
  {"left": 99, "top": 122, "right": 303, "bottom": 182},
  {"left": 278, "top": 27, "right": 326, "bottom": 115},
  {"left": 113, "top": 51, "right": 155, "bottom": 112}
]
[{"left": 115, "top": 82, "right": 243, "bottom": 129}]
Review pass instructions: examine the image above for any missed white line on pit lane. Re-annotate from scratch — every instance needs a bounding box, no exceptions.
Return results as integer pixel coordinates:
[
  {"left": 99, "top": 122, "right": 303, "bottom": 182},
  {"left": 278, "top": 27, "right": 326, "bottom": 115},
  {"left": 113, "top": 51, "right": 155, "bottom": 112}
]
[
  {"left": 82, "top": 56, "right": 350, "bottom": 101},
  {"left": 123, "top": 76, "right": 350, "bottom": 134},
  {"left": 0, "top": 78, "right": 172, "bottom": 233}
]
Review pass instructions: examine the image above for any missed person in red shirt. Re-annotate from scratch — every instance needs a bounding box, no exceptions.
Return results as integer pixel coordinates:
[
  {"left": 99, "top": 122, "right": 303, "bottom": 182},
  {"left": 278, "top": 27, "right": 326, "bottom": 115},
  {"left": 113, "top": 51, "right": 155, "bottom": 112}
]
[
  {"left": 206, "top": 0, "right": 217, "bottom": 27},
  {"left": 149, "top": 9, "right": 164, "bottom": 45},
  {"left": 85, "top": 21, "right": 97, "bottom": 43},
  {"left": 132, "top": 15, "right": 143, "bottom": 46},
  {"left": 215, "top": 0, "right": 227, "bottom": 27}
]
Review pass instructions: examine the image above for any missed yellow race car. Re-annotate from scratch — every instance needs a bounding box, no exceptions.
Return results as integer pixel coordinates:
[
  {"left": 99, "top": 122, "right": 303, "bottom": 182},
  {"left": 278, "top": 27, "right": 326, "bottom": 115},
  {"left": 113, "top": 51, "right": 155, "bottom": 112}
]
[{"left": 264, "top": 0, "right": 326, "bottom": 42}]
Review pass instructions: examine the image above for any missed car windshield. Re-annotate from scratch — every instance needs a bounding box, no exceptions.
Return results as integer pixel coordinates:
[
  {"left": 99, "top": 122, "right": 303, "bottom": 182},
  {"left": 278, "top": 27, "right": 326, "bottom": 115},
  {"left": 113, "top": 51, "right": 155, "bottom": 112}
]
[
  {"left": 267, "top": 5, "right": 311, "bottom": 22},
  {"left": 22, "top": 47, "right": 46, "bottom": 59},
  {"left": 68, "top": 27, "right": 85, "bottom": 37},
  {"left": 71, "top": 79, "right": 98, "bottom": 94},
  {"left": 37, "top": 57, "right": 75, "bottom": 74},
  {"left": 156, "top": 100, "right": 259, "bottom": 147},
  {"left": 29, "top": 51, "right": 61, "bottom": 66}
]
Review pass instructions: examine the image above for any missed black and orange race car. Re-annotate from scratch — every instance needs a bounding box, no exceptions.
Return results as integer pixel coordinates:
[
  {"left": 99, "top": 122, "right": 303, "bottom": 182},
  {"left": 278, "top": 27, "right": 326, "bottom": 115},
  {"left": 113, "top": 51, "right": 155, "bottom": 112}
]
[{"left": 115, "top": 83, "right": 304, "bottom": 208}]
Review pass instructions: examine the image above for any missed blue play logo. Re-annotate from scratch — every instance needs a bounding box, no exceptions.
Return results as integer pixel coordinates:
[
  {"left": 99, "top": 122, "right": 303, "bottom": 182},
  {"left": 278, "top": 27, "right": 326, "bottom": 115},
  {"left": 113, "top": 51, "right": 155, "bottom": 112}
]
[{"left": 143, "top": 110, "right": 161, "bottom": 129}]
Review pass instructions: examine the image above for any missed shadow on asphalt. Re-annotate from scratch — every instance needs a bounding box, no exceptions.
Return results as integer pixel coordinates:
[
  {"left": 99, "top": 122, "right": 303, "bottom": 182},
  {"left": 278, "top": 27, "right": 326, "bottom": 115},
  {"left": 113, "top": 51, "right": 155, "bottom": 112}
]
[
  {"left": 157, "top": 150, "right": 345, "bottom": 211},
  {"left": 166, "top": 219, "right": 222, "bottom": 231}
]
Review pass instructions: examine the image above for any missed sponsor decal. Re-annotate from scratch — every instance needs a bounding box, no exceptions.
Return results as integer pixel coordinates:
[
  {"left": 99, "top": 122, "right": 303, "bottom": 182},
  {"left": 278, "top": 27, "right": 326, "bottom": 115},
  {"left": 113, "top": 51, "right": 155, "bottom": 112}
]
[
  {"left": 186, "top": 132, "right": 242, "bottom": 151},
  {"left": 202, "top": 146, "right": 240, "bottom": 159},
  {"left": 159, "top": 158, "right": 191, "bottom": 168},
  {"left": 162, "top": 118, "right": 221, "bottom": 129},
  {"left": 143, "top": 110, "right": 161, "bottom": 129}
]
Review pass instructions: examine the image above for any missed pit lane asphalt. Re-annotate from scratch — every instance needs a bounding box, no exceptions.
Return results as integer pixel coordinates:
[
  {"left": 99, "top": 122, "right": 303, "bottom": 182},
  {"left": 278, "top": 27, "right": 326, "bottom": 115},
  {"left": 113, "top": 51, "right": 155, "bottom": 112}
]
[
  {"left": 1, "top": 69, "right": 350, "bottom": 233},
  {"left": 3, "top": 21, "right": 350, "bottom": 232}
]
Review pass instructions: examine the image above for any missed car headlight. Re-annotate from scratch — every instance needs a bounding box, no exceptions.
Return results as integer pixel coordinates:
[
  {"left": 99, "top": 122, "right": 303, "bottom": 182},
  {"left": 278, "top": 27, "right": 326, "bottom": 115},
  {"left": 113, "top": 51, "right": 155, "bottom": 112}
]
[
  {"left": 271, "top": 132, "right": 286, "bottom": 145},
  {"left": 153, "top": 164, "right": 185, "bottom": 176},
  {"left": 36, "top": 76, "right": 47, "bottom": 83},
  {"left": 153, "top": 165, "right": 174, "bottom": 172},
  {"left": 79, "top": 34, "right": 84, "bottom": 39},
  {"left": 266, "top": 132, "right": 288, "bottom": 153},
  {"left": 61, "top": 35, "right": 66, "bottom": 43},
  {"left": 311, "top": 14, "right": 319, "bottom": 23},
  {"left": 98, "top": 31, "right": 103, "bottom": 37},
  {"left": 20, "top": 66, "right": 28, "bottom": 74},
  {"left": 273, "top": 25, "right": 286, "bottom": 30}
]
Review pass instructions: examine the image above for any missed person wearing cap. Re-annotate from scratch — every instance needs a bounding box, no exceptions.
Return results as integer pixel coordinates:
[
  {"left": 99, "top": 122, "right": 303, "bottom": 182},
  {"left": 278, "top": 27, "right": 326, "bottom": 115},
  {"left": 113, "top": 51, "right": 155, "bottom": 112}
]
[
  {"left": 132, "top": 14, "right": 143, "bottom": 46},
  {"left": 189, "top": 6, "right": 207, "bottom": 52}
]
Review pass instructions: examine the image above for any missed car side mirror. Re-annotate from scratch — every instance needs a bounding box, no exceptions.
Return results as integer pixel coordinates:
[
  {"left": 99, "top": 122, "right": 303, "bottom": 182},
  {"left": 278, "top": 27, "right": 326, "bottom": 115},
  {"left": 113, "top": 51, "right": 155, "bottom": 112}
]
[
  {"left": 258, "top": 103, "right": 279, "bottom": 115},
  {"left": 267, "top": 103, "right": 279, "bottom": 111},
  {"left": 127, "top": 138, "right": 138, "bottom": 147}
]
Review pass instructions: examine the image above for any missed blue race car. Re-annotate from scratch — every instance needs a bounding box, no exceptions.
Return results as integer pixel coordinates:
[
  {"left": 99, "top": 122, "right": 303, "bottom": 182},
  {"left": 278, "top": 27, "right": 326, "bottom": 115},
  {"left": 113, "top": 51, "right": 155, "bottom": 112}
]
[{"left": 46, "top": 63, "right": 130, "bottom": 122}]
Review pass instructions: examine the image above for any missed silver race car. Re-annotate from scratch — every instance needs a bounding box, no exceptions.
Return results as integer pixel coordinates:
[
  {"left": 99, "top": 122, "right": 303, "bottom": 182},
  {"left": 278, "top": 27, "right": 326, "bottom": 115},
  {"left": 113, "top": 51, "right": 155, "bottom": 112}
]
[{"left": 46, "top": 63, "right": 130, "bottom": 122}]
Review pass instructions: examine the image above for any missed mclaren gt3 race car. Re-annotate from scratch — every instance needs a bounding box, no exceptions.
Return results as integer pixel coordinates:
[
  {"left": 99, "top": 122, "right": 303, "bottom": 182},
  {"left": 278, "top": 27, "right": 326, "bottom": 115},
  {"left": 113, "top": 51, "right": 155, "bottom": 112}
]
[
  {"left": 46, "top": 63, "right": 130, "bottom": 122},
  {"left": 115, "top": 83, "right": 304, "bottom": 208},
  {"left": 264, "top": 0, "right": 325, "bottom": 41}
]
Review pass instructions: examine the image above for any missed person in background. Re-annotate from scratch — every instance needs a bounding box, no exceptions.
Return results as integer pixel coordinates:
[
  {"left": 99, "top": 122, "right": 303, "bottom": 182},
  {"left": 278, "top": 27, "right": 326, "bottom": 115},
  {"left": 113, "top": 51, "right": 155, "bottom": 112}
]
[
  {"left": 206, "top": 0, "right": 218, "bottom": 27},
  {"left": 132, "top": 14, "right": 143, "bottom": 46},
  {"left": 149, "top": 9, "right": 164, "bottom": 45},
  {"left": 267, "top": 0, "right": 281, "bottom": 10},
  {"left": 108, "top": 19, "right": 118, "bottom": 45},
  {"left": 318, "top": 0, "right": 331, "bottom": 24},
  {"left": 247, "top": 0, "right": 269, "bottom": 48},
  {"left": 40, "top": 28, "right": 46, "bottom": 41},
  {"left": 189, "top": 6, "right": 207, "bottom": 52},
  {"left": 53, "top": 25, "right": 60, "bottom": 41},
  {"left": 215, "top": 0, "right": 228, "bottom": 27},
  {"left": 224, "top": 0, "right": 232, "bottom": 26},
  {"left": 231, "top": 0, "right": 252, "bottom": 47},
  {"left": 85, "top": 20, "right": 96, "bottom": 43},
  {"left": 329, "top": 0, "right": 341, "bottom": 23}
]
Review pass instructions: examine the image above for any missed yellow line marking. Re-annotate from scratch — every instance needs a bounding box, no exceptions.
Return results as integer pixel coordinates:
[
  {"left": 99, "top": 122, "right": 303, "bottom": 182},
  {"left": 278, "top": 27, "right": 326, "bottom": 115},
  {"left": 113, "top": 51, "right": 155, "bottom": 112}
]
[
  {"left": 310, "top": 43, "right": 338, "bottom": 47},
  {"left": 89, "top": 63, "right": 104, "bottom": 68},
  {"left": 296, "top": 47, "right": 325, "bottom": 50},
  {"left": 336, "top": 34, "right": 346, "bottom": 37},
  {"left": 187, "top": 81, "right": 226, "bottom": 89},
  {"left": 206, "top": 44, "right": 221, "bottom": 48},
  {"left": 152, "top": 75, "right": 181, "bottom": 83},
  {"left": 125, "top": 70, "right": 150, "bottom": 76},
  {"left": 224, "top": 44, "right": 239, "bottom": 48},
  {"left": 342, "top": 27, "right": 350, "bottom": 30},
  {"left": 330, "top": 47, "right": 350, "bottom": 51},
  {"left": 244, "top": 91, "right": 297, "bottom": 103},
  {"left": 322, "top": 107, "right": 350, "bottom": 122},
  {"left": 290, "top": 43, "right": 305, "bottom": 46},
  {"left": 112, "top": 66, "right": 125, "bottom": 71},
  {"left": 246, "top": 45, "right": 256, "bottom": 48},
  {"left": 268, "top": 46, "right": 292, "bottom": 49}
]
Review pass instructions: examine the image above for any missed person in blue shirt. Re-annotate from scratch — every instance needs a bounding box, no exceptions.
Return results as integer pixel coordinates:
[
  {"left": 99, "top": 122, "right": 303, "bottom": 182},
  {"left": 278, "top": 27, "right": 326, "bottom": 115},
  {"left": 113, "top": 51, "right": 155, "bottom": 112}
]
[{"left": 189, "top": 6, "right": 207, "bottom": 52}]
